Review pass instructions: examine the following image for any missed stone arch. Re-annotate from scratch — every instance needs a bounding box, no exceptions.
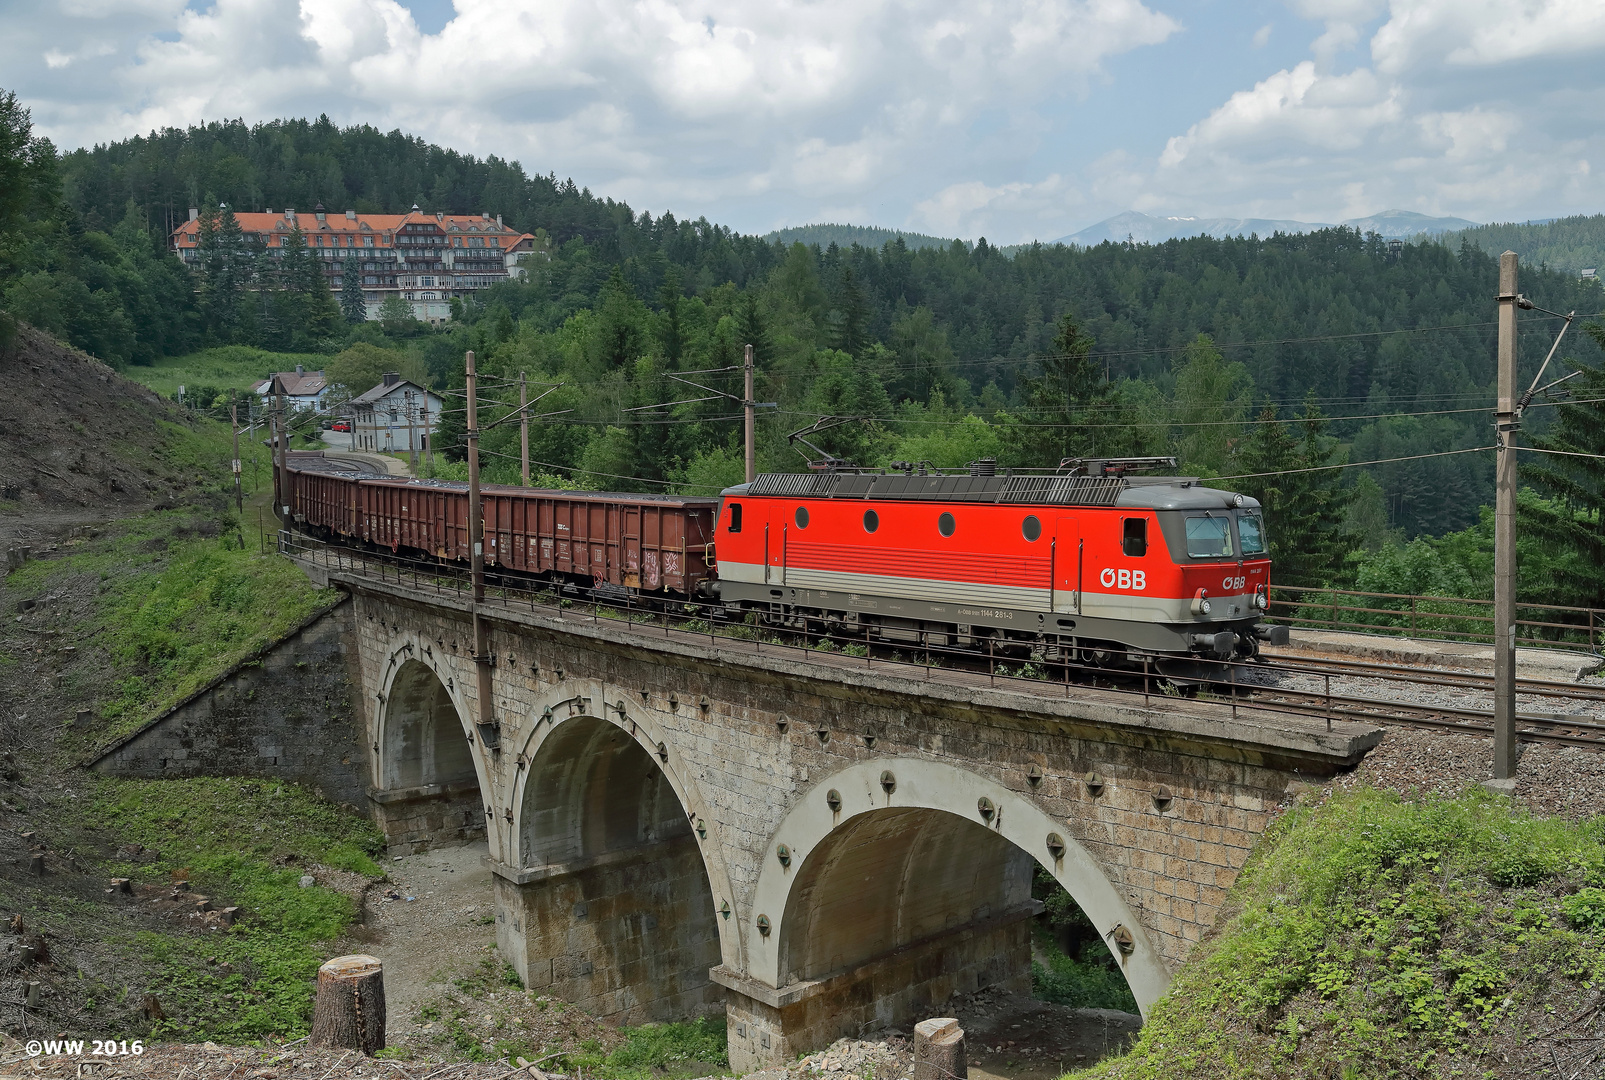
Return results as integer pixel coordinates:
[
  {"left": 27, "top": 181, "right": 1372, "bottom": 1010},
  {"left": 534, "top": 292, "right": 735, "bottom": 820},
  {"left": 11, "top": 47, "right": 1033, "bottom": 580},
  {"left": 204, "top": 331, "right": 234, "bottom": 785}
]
[
  {"left": 372, "top": 651, "right": 493, "bottom": 855},
  {"left": 496, "top": 681, "right": 740, "bottom": 1021},
  {"left": 381, "top": 658, "right": 477, "bottom": 789},
  {"left": 746, "top": 756, "right": 1169, "bottom": 1018}
]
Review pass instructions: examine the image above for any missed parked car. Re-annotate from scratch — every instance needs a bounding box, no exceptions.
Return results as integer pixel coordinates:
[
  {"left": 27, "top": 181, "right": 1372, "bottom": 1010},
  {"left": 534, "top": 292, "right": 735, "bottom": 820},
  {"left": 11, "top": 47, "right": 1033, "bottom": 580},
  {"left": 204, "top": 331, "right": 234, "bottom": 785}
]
[{"left": 329, "top": 421, "right": 351, "bottom": 432}]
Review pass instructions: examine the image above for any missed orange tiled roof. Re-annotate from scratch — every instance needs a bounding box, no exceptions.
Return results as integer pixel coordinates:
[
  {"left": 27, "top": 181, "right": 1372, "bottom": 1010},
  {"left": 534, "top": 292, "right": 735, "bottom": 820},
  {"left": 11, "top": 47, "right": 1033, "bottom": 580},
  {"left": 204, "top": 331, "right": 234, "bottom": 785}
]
[{"left": 171, "top": 208, "right": 531, "bottom": 251}]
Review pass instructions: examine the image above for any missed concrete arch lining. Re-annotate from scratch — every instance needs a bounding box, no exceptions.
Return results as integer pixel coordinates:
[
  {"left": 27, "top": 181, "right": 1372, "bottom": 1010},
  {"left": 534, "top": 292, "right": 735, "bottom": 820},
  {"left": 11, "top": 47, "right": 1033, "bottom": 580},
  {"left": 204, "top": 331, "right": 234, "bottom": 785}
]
[
  {"left": 746, "top": 756, "right": 1170, "bottom": 1017},
  {"left": 506, "top": 680, "right": 745, "bottom": 971}
]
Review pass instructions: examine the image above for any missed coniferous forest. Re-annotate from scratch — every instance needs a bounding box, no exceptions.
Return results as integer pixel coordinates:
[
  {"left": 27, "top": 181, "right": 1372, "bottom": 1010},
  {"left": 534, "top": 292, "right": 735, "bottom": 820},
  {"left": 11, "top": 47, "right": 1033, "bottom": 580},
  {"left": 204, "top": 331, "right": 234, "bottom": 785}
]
[{"left": 6, "top": 98, "right": 1605, "bottom": 606}]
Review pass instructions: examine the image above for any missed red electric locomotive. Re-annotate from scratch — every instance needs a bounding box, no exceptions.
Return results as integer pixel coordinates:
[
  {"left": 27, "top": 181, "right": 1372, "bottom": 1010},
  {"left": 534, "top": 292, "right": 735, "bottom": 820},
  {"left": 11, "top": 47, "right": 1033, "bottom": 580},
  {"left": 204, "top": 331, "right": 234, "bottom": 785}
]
[{"left": 707, "top": 458, "right": 1288, "bottom": 666}]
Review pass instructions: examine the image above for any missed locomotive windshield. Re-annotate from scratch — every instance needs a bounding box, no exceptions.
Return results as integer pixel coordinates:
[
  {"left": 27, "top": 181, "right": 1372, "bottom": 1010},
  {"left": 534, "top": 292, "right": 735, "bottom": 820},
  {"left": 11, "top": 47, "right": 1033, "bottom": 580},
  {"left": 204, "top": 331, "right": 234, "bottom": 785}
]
[
  {"left": 1239, "top": 514, "right": 1267, "bottom": 555},
  {"left": 1185, "top": 515, "right": 1233, "bottom": 558}
]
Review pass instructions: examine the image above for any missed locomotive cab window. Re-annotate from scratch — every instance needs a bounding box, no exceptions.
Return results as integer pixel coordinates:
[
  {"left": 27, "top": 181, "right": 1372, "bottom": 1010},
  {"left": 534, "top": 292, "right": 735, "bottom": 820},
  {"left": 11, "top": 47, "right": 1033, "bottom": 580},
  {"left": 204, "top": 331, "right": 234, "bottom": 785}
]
[
  {"left": 1239, "top": 515, "right": 1266, "bottom": 555},
  {"left": 1185, "top": 515, "right": 1233, "bottom": 558},
  {"left": 1122, "top": 517, "right": 1148, "bottom": 556},
  {"left": 728, "top": 503, "right": 742, "bottom": 533}
]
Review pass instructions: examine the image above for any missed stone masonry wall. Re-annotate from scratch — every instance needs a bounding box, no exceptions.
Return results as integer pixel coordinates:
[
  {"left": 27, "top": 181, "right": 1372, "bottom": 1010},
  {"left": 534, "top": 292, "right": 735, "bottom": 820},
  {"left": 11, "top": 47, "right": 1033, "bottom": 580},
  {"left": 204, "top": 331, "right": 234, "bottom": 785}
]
[
  {"left": 90, "top": 601, "right": 367, "bottom": 807},
  {"left": 347, "top": 583, "right": 1370, "bottom": 977},
  {"left": 494, "top": 836, "right": 724, "bottom": 1025},
  {"left": 725, "top": 913, "right": 1033, "bottom": 1072}
]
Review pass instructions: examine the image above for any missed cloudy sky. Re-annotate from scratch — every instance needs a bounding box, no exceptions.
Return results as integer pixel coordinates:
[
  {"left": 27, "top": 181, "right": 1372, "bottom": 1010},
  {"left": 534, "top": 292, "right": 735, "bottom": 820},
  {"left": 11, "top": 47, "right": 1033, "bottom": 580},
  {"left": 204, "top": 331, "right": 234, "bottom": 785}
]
[{"left": 4, "top": 0, "right": 1603, "bottom": 242}]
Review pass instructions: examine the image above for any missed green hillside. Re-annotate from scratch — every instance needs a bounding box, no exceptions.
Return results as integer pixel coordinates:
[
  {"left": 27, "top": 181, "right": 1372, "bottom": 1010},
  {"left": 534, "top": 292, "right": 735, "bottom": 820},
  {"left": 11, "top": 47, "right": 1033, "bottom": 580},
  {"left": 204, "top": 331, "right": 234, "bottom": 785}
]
[
  {"left": 1438, "top": 214, "right": 1605, "bottom": 274},
  {"left": 764, "top": 222, "right": 956, "bottom": 251}
]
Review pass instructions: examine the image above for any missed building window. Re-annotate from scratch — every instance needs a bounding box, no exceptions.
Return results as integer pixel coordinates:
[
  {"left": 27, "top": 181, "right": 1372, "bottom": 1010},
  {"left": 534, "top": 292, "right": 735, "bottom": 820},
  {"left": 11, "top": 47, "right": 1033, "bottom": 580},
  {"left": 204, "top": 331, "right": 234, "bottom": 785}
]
[
  {"left": 422, "top": 276, "right": 434, "bottom": 287},
  {"left": 364, "top": 236, "right": 373, "bottom": 247}
]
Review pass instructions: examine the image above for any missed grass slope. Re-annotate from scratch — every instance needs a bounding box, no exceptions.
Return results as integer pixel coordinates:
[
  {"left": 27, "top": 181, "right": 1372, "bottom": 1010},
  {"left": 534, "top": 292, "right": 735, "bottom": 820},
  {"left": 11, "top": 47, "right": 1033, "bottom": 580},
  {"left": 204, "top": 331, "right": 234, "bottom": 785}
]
[
  {"left": 1077, "top": 786, "right": 1605, "bottom": 1079},
  {"left": 123, "top": 346, "right": 327, "bottom": 398}
]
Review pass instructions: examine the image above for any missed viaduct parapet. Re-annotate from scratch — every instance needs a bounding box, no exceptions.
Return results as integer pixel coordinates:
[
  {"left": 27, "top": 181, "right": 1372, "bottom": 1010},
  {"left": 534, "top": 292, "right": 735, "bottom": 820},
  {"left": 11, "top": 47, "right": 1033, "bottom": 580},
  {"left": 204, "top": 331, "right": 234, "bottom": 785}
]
[{"left": 312, "top": 565, "right": 1378, "bottom": 1072}]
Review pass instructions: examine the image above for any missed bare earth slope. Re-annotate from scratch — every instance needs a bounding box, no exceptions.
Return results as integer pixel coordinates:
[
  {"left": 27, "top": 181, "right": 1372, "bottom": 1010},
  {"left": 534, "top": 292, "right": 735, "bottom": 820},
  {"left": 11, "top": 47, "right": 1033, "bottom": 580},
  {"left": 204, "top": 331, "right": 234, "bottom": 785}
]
[{"left": 0, "top": 325, "right": 206, "bottom": 549}]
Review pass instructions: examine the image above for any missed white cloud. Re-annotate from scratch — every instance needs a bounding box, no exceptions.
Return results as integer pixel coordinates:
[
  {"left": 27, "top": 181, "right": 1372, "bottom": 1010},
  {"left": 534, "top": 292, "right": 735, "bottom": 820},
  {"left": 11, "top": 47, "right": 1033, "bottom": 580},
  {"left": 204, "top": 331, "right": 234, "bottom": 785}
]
[
  {"left": 4, "top": 0, "right": 1178, "bottom": 238},
  {"left": 1126, "top": 0, "right": 1605, "bottom": 225},
  {"left": 912, "top": 174, "right": 1082, "bottom": 239},
  {"left": 5, "top": 0, "right": 1601, "bottom": 241}
]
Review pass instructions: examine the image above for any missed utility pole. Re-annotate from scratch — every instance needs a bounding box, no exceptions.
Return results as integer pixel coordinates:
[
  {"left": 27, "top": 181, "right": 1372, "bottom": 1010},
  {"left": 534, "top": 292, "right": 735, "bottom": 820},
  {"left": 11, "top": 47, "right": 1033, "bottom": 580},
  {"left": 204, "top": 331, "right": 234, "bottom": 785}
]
[
  {"left": 1493, "top": 251, "right": 1520, "bottom": 782},
  {"left": 421, "top": 391, "right": 433, "bottom": 469},
  {"left": 230, "top": 398, "right": 243, "bottom": 513},
  {"left": 274, "top": 376, "right": 291, "bottom": 530},
  {"left": 464, "top": 350, "right": 499, "bottom": 750},
  {"left": 405, "top": 389, "right": 419, "bottom": 475},
  {"left": 519, "top": 370, "right": 530, "bottom": 486},
  {"left": 744, "top": 343, "right": 756, "bottom": 484}
]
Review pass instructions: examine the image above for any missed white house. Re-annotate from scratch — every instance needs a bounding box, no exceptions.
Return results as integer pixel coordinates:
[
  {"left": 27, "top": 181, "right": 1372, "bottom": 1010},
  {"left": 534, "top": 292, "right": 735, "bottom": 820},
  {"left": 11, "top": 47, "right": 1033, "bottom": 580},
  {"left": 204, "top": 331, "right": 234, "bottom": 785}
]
[
  {"left": 253, "top": 367, "right": 330, "bottom": 412},
  {"left": 348, "top": 374, "right": 444, "bottom": 453}
]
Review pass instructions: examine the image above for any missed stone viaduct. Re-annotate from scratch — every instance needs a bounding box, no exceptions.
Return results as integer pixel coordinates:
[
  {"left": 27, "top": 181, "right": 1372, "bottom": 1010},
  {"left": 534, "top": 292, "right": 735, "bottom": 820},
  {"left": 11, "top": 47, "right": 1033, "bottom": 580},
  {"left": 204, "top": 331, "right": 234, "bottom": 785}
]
[{"left": 299, "top": 561, "right": 1378, "bottom": 1073}]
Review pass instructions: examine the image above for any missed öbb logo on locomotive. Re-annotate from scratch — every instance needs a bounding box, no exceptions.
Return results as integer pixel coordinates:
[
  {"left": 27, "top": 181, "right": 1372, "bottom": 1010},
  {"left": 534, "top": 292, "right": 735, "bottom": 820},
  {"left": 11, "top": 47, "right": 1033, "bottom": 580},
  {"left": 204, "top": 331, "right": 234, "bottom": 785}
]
[
  {"left": 1099, "top": 568, "right": 1147, "bottom": 591},
  {"left": 281, "top": 454, "right": 1290, "bottom": 676}
]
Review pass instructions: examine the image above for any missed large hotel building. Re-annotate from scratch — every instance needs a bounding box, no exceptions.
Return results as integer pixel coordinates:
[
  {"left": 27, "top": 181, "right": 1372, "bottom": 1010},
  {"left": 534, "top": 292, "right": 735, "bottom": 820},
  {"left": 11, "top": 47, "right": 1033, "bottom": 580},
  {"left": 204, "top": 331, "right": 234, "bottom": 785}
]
[{"left": 170, "top": 204, "right": 541, "bottom": 322}]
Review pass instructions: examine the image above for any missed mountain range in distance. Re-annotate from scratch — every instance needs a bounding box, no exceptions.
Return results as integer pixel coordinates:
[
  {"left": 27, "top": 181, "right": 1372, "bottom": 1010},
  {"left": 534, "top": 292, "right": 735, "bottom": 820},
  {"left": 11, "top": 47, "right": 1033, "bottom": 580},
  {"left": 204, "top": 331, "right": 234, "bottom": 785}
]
[
  {"left": 1055, "top": 209, "right": 1480, "bottom": 247},
  {"left": 765, "top": 209, "right": 1482, "bottom": 253},
  {"left": 765, "top": 211, "right": 1605, "bottom": 274}
]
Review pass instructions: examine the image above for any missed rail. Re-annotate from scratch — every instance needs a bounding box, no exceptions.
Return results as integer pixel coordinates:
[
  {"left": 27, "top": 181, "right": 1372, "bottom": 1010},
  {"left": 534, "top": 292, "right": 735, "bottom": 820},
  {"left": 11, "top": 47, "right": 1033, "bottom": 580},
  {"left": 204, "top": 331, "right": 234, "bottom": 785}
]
[
  {"left": 1266, "top": 584, "right": 1605, "bottom": 654},
  {"left": 276, "top": 530, "right": 1605, "bottom": 751}
]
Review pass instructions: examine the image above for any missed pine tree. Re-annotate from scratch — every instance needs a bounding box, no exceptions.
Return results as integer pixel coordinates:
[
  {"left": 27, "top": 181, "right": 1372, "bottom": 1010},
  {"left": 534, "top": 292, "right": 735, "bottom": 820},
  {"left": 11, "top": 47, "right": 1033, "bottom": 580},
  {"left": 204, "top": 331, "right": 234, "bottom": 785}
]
[
  {"left": 1171, "top": 334, "right": 1253, "bottom": 476},
  {"left": 1232, "top": 394, "right": 1357, "bottom": 588},
  {"left": 340, "top": 256, "right": 366, "bottom": 323},
  {"left": 1007, "top": 314, "right": 1114, "bottom": 467},
  {"left": 1521, "top": 323, "right": 1605, "bottom": 609}
]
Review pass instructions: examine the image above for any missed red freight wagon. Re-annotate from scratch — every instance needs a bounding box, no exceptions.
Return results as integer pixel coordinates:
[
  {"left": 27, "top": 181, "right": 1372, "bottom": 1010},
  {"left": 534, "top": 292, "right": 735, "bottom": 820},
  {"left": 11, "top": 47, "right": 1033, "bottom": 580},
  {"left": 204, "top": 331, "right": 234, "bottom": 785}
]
[
  {"left": 284, "top": 463, "right": 718, "bottom": 598},
  {"left": 480, "top": 488, "right": 718, "bottom": 595}
]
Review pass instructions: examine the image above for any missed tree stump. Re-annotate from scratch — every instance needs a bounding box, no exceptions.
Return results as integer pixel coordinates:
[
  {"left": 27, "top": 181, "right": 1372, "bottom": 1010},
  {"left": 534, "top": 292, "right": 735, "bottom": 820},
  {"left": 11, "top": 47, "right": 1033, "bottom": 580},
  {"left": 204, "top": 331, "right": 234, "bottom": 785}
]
[
  {"left": 913, "top": 1018, "right": 966, "bottom": 1080},
  {"left": 310, "top": 954, "right": 385, "bottom": 1055}
]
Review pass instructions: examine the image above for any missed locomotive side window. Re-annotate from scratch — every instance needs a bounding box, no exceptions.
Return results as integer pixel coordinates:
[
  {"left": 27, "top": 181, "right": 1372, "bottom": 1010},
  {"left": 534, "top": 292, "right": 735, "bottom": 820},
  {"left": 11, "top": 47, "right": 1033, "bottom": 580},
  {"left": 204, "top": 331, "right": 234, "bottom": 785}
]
[
  {"left": 863, "top": 509, "right": 879, "bottom": 533},
  {"left": 728, "top": 503, "right": 742, "bottom": 533},
  {"left": 938, "top": 512, "right": 956, "bottom": 537},
  {"left": 1122, "top": 517, "right": 1147, "bottom": 556},
  {"left": 1185, "top": 515, "right": 1233, "bottom": 557},
  {"left": 795, "top": 507, "right": 810, "bottom": 529},
  {"left": 1239, "top": 515, "right": 1266, "bottom": 554},
  {"left": 1022, "top": 515, "right": 1041, "bottom": 541}
]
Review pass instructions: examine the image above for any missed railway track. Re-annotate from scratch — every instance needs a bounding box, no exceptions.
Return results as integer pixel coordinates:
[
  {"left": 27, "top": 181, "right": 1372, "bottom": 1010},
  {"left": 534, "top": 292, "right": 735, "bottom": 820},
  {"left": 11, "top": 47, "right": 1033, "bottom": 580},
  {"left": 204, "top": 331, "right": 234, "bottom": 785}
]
[{"left": 1253, "top": 651, "right": 1605, "bottom": 749}]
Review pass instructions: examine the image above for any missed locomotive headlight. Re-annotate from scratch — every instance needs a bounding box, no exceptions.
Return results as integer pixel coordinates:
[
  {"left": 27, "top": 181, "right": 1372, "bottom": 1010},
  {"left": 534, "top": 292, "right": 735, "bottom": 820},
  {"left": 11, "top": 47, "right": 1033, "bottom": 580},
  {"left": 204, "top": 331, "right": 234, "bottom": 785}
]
[
  {"left": 1200, "top": 599, "right": 1212, "bottom": 614},
  {"left": 1191, "top": 589, "right": 1211, "bottom": 616},
  {"left": 1254, "top": 587, "right": 1268, "bottom": 609},
  {"left": 1233, "top": 493, "right": 1245, "bottom": 507}
]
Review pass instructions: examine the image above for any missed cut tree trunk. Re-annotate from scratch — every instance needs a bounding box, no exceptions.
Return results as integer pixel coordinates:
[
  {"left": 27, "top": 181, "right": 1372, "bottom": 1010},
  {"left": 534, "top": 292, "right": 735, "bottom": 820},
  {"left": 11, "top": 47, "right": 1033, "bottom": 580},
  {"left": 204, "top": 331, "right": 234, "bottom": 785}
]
[
  {"left": 913, "top": 1017, "right": 966, "bottom": 1080},
  {"left": 310, "top": 954, "right": 386, "bottom": 1055}
]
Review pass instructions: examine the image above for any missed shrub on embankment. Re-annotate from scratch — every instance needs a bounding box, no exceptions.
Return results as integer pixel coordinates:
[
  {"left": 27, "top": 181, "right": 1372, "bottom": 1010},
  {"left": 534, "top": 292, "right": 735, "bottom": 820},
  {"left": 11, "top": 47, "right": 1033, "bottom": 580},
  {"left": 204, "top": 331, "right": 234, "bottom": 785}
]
[{"left": 1074, "top": 786, "right": 1605, "bottom": 1079}]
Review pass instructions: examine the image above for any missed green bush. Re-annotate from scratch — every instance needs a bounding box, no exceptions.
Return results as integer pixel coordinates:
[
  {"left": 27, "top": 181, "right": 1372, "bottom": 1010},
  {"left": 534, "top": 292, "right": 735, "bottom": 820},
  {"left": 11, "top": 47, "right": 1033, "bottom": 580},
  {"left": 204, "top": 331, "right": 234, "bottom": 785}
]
[{"left": 1077, "top": 787, "right": 1605, "bottom": 1080}]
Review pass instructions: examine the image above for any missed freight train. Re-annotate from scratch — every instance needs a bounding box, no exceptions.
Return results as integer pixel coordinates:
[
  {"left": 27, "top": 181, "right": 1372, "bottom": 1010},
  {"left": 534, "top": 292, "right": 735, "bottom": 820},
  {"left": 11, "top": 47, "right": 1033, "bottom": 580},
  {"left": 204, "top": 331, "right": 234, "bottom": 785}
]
[{"left": 281, "top": 456, "right": 1288, "bottom": 670}]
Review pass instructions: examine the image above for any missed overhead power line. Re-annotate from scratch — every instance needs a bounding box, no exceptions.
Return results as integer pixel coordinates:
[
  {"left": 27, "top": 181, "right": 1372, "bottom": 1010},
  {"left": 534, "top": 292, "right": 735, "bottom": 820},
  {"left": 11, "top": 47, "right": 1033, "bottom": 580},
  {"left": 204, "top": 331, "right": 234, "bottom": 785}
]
[{"left": 1213, "top": 445, "right": 1493, "bottom": 481}]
